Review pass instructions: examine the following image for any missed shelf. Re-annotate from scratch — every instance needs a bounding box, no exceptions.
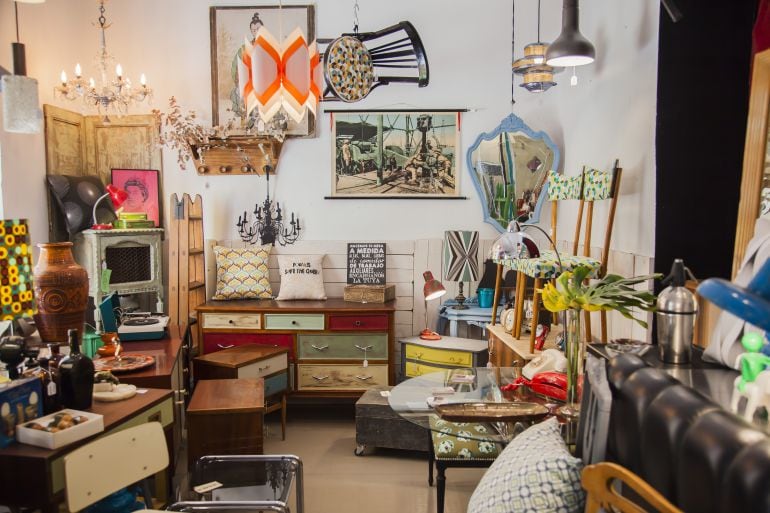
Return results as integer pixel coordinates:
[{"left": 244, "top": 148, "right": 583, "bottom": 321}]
[
  {"left": 188, "top": 281, "right": 205, "bottom": 291},
  {"left": 189, "top": 248, "right": 204, "bottom": 255},
  {"left": 192, "top": 136, "right": 283, "bottom": 176}
]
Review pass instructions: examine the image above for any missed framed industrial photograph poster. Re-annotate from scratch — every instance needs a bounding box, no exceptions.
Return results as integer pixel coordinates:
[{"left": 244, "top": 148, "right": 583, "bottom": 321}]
[
  {"left": 209, "top": 5, "right": 315, "bottom": 137},
  {"left": 329, "top": 110, "right": 462, "bottom": 198}
]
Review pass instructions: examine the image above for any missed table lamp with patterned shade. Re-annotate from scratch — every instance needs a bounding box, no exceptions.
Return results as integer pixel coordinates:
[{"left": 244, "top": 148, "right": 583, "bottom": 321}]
[{"left": 443, "top": 231, "right": 480, "bottom": 310}]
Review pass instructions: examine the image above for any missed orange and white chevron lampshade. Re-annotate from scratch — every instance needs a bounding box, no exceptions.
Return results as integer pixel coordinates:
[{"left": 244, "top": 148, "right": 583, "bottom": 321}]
[{"left": 238, "top": 26, "right": 322, "bottom": 124}]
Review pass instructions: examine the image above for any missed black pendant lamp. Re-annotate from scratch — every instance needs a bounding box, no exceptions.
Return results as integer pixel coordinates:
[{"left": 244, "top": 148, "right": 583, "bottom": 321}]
[{"left": 545, "top": 0, "right": 595, "bottom": 67}]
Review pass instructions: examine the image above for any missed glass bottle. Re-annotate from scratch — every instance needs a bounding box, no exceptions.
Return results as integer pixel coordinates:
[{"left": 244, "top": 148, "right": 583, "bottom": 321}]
[
  {"left": 39, "top": 358, "right": 61, "bottom": 414},
  {"left": 47, "top": 343, "right": 65, "bottom": 370},
  {"left": 59, "top": 329, "right": 95, "bottom": 410}
]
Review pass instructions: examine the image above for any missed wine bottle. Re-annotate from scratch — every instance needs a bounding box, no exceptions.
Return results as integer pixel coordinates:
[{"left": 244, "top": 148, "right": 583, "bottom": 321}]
[{"left": 59, "top": 329, "right": 95, "bottom": 410}]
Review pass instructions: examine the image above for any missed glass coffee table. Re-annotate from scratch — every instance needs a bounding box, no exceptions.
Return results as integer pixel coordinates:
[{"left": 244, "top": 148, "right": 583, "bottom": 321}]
[{"left": 389, "top": 367, "right": 558, "bottom": 444}]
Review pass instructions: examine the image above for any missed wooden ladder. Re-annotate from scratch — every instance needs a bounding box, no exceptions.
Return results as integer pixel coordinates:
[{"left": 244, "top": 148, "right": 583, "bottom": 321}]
[{"left": 168, "top": 193, "right": 206, "bottom": 351}]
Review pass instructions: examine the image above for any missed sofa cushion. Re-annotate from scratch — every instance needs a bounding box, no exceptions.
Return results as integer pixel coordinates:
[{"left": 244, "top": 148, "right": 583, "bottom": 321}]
[
  {"left": 467, "top": 417, "right": 585, "bottom": 513},
  {"left": 275, "top": 254, "right": 327, "bottom": 300},
  {"left": 212, "top": 245, "right": 273, "bottom": 300}
]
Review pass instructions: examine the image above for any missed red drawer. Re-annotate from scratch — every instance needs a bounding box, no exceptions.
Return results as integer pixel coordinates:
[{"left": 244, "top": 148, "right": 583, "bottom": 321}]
[
  {"left": 203, "top": 333, "right": 295, "bottom": 360},
  {"left": 328, "top": 314, "right": 388, "bottom": 331}
]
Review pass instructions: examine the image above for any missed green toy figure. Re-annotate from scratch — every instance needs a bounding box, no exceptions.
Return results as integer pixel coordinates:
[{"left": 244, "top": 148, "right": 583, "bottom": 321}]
[{"left": 737, "top": 332, "right": 770, "bottom": 393}]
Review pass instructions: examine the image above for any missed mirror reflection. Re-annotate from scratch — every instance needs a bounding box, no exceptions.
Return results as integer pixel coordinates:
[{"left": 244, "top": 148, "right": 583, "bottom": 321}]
[{"left": 467, "top": 114, "right": 560, "bottom": 232}]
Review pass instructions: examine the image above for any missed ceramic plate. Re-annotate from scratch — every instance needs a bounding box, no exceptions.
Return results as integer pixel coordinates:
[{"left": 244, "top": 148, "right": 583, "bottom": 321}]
[
  {"left": 93, "top": 354, "right": 155, "bottom": 373},
  {"left": 93, "top": 384, "right": 137, "bottom": 402}
]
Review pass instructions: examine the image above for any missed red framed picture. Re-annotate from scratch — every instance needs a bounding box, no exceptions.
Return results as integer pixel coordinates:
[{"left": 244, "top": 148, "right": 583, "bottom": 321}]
[{"left": 110, "top": 169, "right": 161, "bottom": 227}]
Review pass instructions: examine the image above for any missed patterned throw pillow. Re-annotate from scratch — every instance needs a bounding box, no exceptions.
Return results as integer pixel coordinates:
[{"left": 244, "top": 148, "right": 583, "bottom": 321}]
[
  {"left": 467, "top": 417, "right": 585, "bottom": 513},
  {"left": 275, "top": 254, "right": 327, "bottom": 300},
  {"left": 212, "top": 245, "right": 272, "bottom": 300}
]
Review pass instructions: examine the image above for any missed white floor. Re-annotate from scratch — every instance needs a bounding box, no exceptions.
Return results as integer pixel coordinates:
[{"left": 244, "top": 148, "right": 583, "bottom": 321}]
[{"left": 262, "top": 405, "right": 485, "bottom": 513}]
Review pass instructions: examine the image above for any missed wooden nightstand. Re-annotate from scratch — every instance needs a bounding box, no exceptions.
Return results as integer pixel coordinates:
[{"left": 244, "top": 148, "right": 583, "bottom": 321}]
[
  {"left": 398, "top": 336, "right": 489, "bottom": 380},
  {"left": 194, "top": 345, "right": 289, "bottom": 439}
]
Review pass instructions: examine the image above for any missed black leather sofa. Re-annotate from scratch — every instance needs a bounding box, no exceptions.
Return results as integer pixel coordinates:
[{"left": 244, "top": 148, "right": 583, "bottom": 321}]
[{"left": 606, "top": 354, "right": 770, "bottom": 513}]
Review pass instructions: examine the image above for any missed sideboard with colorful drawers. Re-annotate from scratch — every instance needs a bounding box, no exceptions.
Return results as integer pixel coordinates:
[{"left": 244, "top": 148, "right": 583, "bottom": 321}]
[
  {"left": 398, "top": 336, "right": 490, "bottom": 379},
  {"left": 196, "top": 299, "right": 397, "bottom": 397}
]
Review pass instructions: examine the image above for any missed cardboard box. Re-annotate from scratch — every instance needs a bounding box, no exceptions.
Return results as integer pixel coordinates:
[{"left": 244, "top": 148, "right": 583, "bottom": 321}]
[
  {"left": 16, "top": 409, "right": 104, "bottom": 449},
  {"left": 343, "top": 284, "right": 396, "bottom": 303},
  {"left": 0, "top": 377, "right": 43, "bottom": 448}
]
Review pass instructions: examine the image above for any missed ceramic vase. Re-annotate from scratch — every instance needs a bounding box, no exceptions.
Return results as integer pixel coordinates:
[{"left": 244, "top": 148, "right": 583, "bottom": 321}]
[
  {"left": 559, "top": 308, "right": 585, "bottom": 418},
  {"left": 33, "top": 242, "right": 89, "bottom": 345}
]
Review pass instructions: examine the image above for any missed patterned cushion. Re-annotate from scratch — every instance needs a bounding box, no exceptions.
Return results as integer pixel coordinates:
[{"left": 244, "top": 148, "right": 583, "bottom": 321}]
[
  {"left": 212, "top": 245, "right": 272, "bottom": 300},
  {"left": 546, "top": 171, "right": 583, "bottom": 201},
  {"left": 429, "top": 415, "right": 501, "bottom": 459},
  {"left": 467, "top": 417, "right": 585, "bottom": 513},
  {"left": 582, "top": 168, "right": 614, "bottom": 201},
  {"left": 499, "top": 251, "right": 601, "bottom": 279}
]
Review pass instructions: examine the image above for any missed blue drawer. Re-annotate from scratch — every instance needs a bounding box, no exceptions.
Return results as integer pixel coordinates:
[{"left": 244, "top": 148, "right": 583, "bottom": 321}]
[{"left": 265, "top": 372, "right": 288, "bottom": 397}]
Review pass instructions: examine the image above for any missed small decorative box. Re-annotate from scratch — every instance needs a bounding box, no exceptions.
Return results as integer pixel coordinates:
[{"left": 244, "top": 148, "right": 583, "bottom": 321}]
[
  {"left": 16, "top": 409, "right": 104, "bottom": 449},
  {"left": 0, "top": 377, "right": 43, "bottom": 448}
]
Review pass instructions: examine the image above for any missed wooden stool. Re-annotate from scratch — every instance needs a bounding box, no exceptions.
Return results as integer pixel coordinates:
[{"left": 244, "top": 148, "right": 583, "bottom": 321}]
[{"left": 194, "top": 345, "right": 289, "bottom": 440}]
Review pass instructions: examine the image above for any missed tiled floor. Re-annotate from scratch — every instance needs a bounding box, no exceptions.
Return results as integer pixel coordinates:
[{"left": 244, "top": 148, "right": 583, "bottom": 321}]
[{"left": 259, "top": 404, "right": 485, "bottom": 513}]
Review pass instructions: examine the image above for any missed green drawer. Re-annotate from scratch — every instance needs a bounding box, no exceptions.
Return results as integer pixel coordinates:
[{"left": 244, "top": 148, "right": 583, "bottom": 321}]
[
  {"left": 264, "top": 313, "right": 325, "bottom": 330},
  {"left": 298, "top": 333, "right": 388, "bottom": 360},
  {"left": 264, "top": 372, "right": 288, "bottom": 397}
]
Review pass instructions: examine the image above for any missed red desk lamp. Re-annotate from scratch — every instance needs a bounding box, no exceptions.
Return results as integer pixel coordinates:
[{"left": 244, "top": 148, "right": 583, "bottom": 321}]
[
  {"left": 91, "top": 184, "right": 128, "bottom": 230},
  {"left": 420, "top": 271, "right": 446, "bottom": 340}
]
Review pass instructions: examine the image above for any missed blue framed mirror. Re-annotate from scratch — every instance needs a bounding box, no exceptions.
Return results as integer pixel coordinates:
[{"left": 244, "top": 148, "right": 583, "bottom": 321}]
[{"left": 466, "top": 114, "right": 560, "bottom": 232}]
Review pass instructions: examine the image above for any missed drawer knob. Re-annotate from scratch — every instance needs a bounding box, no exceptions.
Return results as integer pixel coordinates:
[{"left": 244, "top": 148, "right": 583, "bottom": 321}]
[
  {"left": 355, "top": 375, "right": 373, "bottom": 381},
  {"left": 258, "top": 364, "right": 271, "bottom": 372},
  {"left": 354, "top": 320, "right": 362, "bottom": 327},
  {"left": 217, "top": 343, "right": 235, "bottom": 349},
  {"left": 291, "top": 320, "right": 298, "bottom": 325},
  {"left": 228, "top": 319, "right": 235, "bottom": 324},
  {"left": 355, "top": 344, "right": 373, "bottom": 352},
  {"left": 311, "top": 344, "right": 329, "bottom": 351},
  {"left": 312, "top": 375, "right": 329, "bottom": 381}
]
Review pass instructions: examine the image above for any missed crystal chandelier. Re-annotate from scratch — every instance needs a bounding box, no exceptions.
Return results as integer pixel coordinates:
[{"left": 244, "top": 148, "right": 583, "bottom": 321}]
[
  {"left": 236, "top": 162, "right": 301, "bottom": 246},
  {"left": 55, "top": 0, "right": 151, "bottom": 121}
]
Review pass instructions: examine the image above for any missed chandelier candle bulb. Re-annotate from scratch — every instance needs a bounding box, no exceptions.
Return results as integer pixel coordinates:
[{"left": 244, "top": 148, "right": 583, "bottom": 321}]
[
  {"left": 60, "top": 71, "right": 67, "bottom": 84},
  {"left": 75, "top": 63, "right": 81, "bottom": 77},
  {"left": 115, "top": 64, "right": 122, "bottom": 78}
]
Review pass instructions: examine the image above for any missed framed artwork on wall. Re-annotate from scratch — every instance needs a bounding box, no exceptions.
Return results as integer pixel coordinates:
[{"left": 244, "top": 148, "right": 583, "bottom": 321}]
[
  {"left": 110, "top": 169, "right": 161, "bottom": 227},
  {"left": 209, "top": 5, "right": 316, "bottom": 137},
  {"left": 328, "top": 110, "right": 463, "bottom": 199}
]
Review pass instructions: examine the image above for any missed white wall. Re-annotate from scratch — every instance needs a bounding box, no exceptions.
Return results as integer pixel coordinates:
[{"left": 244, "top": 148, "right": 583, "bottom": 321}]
[{"left": 0, "top": 0, "right": 659, "bottom": 258}]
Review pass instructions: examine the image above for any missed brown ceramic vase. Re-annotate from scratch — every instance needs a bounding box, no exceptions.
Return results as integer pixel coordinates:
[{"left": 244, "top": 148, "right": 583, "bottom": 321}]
[{"left": 33, "top": 242, "right": 89, "bottom": 345}]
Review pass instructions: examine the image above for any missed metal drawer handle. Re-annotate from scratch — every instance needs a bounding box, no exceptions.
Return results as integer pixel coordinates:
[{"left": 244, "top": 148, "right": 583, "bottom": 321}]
[
  {"left": 312, "top": 375, "right": 329, "bottom": 381},
  {"left": 217, "top": 343, "right": 235, "bottom": 349},
  {"left": 228, "top": 319, "right": 235, "bottom": 324},
  {"left": 355, "top": 375, "right": 373, "bottom": 381},
  {"left": 311, "top": 344, "right": 329, "bottom": 351},
  {"left": 354, "top": 320, "right": 362, "bottom": 327},
  {"left": 355, "top": 344, "right": 373, "bottom": 352},
  {"left": 258, "top": 364, "right": 271, "bottom": 372},
  {"left": 291, "top": 320, "right": 298, "bottom": 325}
]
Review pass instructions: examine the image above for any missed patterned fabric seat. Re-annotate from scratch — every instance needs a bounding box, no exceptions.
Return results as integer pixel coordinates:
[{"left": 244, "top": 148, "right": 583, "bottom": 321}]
[
  {"left": 429, "top": 415, "right": 500, "bottom": 460},
  {"left": 500, "top": 251, "right": 601, "bottom": 279},
  {"left": 427, "top": 415, "right": 502, "bottom": 513}
]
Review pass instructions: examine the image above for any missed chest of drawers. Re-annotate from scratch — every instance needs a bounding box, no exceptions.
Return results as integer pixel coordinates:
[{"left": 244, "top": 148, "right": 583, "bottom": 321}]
[
  {"left": 399, "top": 336, "right": 489, "bottom": 379},
  {"left": 196, "top": 299, "right": 396, "bottom": 397}
]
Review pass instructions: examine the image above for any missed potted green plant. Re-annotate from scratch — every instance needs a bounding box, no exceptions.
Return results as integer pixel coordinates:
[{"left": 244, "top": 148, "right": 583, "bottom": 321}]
[{"left": 540, "top": 265, "right": 660, "bottom": 416}]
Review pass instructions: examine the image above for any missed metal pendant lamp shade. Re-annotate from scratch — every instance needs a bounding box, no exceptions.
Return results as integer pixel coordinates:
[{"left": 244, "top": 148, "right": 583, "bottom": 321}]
[{"left": 546, "top": 0, "right": 595, "bottom": 67}]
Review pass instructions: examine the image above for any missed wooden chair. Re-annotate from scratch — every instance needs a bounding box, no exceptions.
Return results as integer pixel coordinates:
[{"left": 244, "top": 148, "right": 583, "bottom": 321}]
[
  {"left": 504, "top": 160, "right": 622, "bottom": 349},
  {"left": 582, "top": 462, "right": 684, "bottom": 513}
]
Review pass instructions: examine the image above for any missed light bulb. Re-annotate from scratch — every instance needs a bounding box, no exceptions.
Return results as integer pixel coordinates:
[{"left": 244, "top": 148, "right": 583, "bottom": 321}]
[
  {"left": 89, "top": 77, "right": 95, "bottom": 89},
  {"left": 140, "top": 73, "right": 146, "bottom": 86},
  {"left": 60, "top": 70, "right": 67, "bottom": 84},
  {"left": 75, "top": 63, "right": 82, "bottom": 77},
  {"left": 115, "top": 64, "right": 123, "bottom": 78}
]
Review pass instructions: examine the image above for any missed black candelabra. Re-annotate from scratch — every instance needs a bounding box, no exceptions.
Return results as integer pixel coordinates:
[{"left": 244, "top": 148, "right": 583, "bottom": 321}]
[{"left": 236, "top": 166, "right": 301, "bottom": 246}]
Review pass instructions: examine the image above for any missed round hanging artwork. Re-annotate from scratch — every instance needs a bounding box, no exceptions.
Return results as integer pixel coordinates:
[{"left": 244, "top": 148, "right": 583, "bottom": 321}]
[{"left": 323, "top": 35, "right": 374, "bottom": 102}]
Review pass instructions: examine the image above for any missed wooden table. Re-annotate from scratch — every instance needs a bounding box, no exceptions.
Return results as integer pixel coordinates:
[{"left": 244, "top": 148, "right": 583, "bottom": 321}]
[
  {"left": 0, "top": 388, "right": 174, "bottom": 513},
  {"left": 187, "top": 378, "right": 265, "bottom": 469}
]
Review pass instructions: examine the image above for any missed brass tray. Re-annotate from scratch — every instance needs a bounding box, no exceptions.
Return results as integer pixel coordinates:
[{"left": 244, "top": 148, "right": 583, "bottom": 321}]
[
  {"left": 93, "top": 354, "right": 155, "bottom": 373},
  {"left": 434, "top": 402, "right": 549, "bottom": 422}
]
